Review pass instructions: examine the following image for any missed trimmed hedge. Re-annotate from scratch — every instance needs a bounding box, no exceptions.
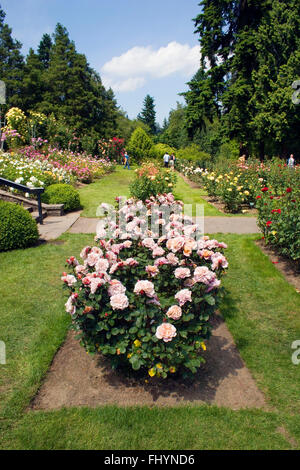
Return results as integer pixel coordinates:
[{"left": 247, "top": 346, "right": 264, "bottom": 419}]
[
  {"left": 42, "top": 184, "right": 81, "bottom": 212},
  {"left": 0, "top": 201, "right": 39, "bottom": 252}
]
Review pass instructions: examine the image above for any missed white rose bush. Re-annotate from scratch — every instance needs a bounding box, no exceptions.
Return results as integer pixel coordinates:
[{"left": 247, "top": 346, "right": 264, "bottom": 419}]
[{"left": 62, "top": 193, "right": 228, "bottom": 379}]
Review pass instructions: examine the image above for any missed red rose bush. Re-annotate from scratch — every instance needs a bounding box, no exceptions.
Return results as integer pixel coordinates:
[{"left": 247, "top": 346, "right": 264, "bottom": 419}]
[{"left": 62, "top": 193, "right": 228, "bottom": 379}]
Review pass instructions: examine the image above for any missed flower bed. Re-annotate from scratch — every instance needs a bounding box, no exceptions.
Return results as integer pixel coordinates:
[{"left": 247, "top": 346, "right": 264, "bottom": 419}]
[
  {"left": 62, "top": 193, "right": 228, "bottom": 379},
  {"left": 179, "top": 158, "right": 299, "bottom": 214},
  {"left": 129, "top": 162, "right": 177, "bottom": 201},
  {"left": 0, "top": 144, "right": 115, "bottom": 194},
  {"left": 0, "top": 152, "right": 71, "bottom": 190},
  {"left": 256, "top": 186, "right": 300, "bottom": 267}
]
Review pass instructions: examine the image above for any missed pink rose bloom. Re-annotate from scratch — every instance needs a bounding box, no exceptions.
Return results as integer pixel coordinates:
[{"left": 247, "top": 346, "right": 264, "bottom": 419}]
[
  {"left": 146, "top": 265, "right": 159, "bottom": 277},
  {"left": 174, "top": 267, "right": 191, "bottom": 279},
  {"left": 65, "top": 296, "right": 76, "bottom": 315},
  {"left": 206, "top": 278, "right": 221, "bottom": 292},
  {"left": 166, "top": 253, "right": 179, "bottom": 265},
  {"left": 152, "top": 246, "right": 165, "bottom": 258},
  {"left": 109, "top": 262, "right": 124, "bottom": 274},
  {"left": 91, "top": 247, "right": 103, "bottom": 255},
  {"left": 105, "top": 251, "right": 118, "bottom": 265},
  {"left": 123, "top": 240, "right": 132, "bottom": 248},
  {"left": 154, "top": 257, "right": 169, "bottom": 266},
  {"left": 80, "top": 246, "right": 91, "bottom": 260},
  {"left": 193, "top": 266, "right": 216, "bottom": 285},
  {"left": 61, "top": 274, "right": 77, "bottom": 286},
  {"left": 134, "top": 280, "right": 156, "bottom": 298},
  {"left": 111, "top": 244, "right": 122, "bottom": 254},
  {"left": 110, "top": 293, "right": 129, "bottom": 310},
  {"left": 166, "top": 305, "right": 182, "bottom": 320},
  {"left": 95, "top": 258, "right": 109, "bottom": 272},
  {"left": 75, "top": 265, "right": 88, "bottom": 275},
  {"left": 108, "top": 280, "right": 126, "bottom": 297},
  {"left": 90, "top": 277, "right": 105, "bottom": 294},
  {"left": 155, "top": 323, "right": 177, "bottom": 342},
  {"left": 124, "top": 258, "right": 139, "bottom": 267},
  {"left": 86, "top": 252, "right": 101, "bottom": 267},
  {"left": 166, "top": 236, "right": 185, "bottom": 253},
  {"left": 211, "top": 253, "right": 228, "bottom": 271},
  {"left": 175, "top": 288, "right": 192, "bottom": 306}
]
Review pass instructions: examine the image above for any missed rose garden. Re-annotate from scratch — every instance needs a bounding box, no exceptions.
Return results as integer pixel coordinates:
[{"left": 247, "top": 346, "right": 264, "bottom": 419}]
[{"left": 0, "top": 1, "right": 300, "bottom": 452}]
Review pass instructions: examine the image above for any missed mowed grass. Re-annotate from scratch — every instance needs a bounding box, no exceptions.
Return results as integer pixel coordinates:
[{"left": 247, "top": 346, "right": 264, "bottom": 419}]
[
  {"left": 78, "top": 166, "right": 224, "bottom": 218},
  {"left": 0, "top": 233, "right": 299, "bottom": 449},
  {"left": 78, "top": 166, "right": 133, "bottom": 217}
]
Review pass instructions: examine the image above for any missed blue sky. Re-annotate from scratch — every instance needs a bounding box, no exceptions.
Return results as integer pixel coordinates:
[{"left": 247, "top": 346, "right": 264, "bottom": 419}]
[{"left": 1, "top": 0, "right": 201, "bottom": 124}]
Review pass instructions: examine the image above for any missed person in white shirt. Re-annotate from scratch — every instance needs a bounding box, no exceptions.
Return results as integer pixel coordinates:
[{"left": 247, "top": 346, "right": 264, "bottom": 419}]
[
  {"left": 288, "top": 154, "right": 295, "bottom": 168},
  {"left": 163, "top": 152, "right": 170, "bottom": 168}
]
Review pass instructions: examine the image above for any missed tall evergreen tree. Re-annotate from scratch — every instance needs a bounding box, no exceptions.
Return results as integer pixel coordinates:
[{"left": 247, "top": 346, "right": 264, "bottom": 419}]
[
  {"left": 0, "top": 4, "right": 24, "bottom": 107},
  {"left": 138, "top": 94, "right": 157, "bottom": 134},
  {"left": 37, "top": 33, "right": 52, "bottom": 69},
  {"left": 21, "top": 48, "right": 44, "bottom": 112},
  {"left": 38, "top": 23, "right": 117, "bottom": 137}
]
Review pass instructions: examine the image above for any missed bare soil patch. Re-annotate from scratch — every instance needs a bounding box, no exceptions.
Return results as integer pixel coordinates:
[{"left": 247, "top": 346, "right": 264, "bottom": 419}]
[
  {"left": 256, "top": 239, "right": 300, "bottom": 292},
  {"left": 31, "top": 313, "right": 266, "bottom": 411}
]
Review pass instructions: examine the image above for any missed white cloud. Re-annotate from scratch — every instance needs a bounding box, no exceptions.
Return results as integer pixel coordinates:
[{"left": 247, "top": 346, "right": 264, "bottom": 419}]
[
  {"left": 101, "top": 41, "right": 200, "bottom": 92},
  {"left": 102, "top": 76, "right": 146, "bottom": 93}
]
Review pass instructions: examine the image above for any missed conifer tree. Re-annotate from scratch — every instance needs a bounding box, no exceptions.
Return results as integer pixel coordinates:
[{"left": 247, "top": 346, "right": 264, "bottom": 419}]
[
  {"left": 138, "top": 94, "right": 157, "bottom": 134},
  {"left": 0, "top": 4, "right": 24, "bottom": 107}
]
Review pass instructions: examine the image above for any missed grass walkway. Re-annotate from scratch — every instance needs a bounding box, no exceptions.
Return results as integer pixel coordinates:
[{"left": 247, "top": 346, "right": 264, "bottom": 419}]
[
  {"left": 78, "top": 166, "right": 223, "bottom": 218},
  {"left": 0, "top": 233, "right": 299, "bottom": 449}
]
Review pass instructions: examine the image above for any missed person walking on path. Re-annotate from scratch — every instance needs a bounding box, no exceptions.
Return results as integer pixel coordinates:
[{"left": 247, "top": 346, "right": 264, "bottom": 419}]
[
  {"left": 163, "top": 152, "right": 170, "bottom": 168},
  {"left": 123, "top": 151, "right": 130, "bottom": 170},
  {"left": 169, "top": 154, "right": 176, "bottom": 170},
  {"left": 288, "top": 154, "right": 295, "bottom": 169}
]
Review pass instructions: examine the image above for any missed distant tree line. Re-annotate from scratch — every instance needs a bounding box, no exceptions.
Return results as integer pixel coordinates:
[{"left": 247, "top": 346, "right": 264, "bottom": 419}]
[{"left": 178, "top": 0, "right": 300, "bottom": 159}]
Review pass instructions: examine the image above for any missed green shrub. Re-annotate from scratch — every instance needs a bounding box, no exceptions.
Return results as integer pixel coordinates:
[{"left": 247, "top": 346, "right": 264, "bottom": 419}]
[
  {"left": 127, "top": 127, "right": 154, "bottom": 162},
  {"left": 0, "top": 201, "right": 39, "bottom": 252},
  {"left": 216, "top": 140, "right": 240, "bottom": 163},
  {"left": 149, "top": 143, "right": 176, "bottom": 160},
  {"left": 176, "top": 144, "right": 211, "bottom": 166},
  {"left": 42, "top": 184, "right": 81, "bottom": 212}
]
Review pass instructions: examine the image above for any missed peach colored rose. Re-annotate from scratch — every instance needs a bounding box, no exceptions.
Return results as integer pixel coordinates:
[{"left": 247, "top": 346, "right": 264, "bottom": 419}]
[
  {"left": 166, "top": 236, "right": 185, "bottom": 253},
  {"left": 110, "top": 294, "right": 129, "bottom": 310},
  {"left": 108, "top": 280, "right": 126, "bottom": 297},
  {"left": 146, "top": 265, "right": 159, "bottom": 277},
  {"left": 155, "top": 323, "right": 177, "bottom": 342},
  {"left": 174, "top": 267, "right": 191, "bottom": 279},
  {"left": 166, "top": 305, "right": 182, "bottom": 320},
  {"left": 134, "top": 280, "right": 155, "bottom": 297}
]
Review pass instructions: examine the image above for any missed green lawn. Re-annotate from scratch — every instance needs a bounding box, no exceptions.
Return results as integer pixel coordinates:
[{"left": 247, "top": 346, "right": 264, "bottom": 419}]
[
  {"left": 0, "top": 233, "right": 299, "bottom": 449},
  {"left": 79, "top": 167, "right": 133, "bottom": 217},
  {"left": 78, "top": 166, "right": 224, "bottom": 218}
]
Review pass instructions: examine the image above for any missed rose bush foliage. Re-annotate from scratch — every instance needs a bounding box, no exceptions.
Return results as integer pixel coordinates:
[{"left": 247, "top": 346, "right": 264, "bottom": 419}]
[{"left": 62, "top": 193, "right": 228, "bottom": 379}]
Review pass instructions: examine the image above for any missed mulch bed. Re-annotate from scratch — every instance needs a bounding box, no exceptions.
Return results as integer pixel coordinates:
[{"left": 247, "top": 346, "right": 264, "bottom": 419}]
[{"left": 31, "top": 313, "right": 266, "bottom": 411}]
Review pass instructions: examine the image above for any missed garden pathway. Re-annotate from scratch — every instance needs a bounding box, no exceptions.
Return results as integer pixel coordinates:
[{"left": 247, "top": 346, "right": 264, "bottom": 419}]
[{"left": 38, "top": 213, "right": 259, "bottom": 240}]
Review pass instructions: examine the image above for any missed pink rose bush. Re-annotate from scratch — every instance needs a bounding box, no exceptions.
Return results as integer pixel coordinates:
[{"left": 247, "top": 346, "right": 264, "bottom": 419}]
[{"left": 62, "top": 193, "right": 228, "bottom": 379}]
